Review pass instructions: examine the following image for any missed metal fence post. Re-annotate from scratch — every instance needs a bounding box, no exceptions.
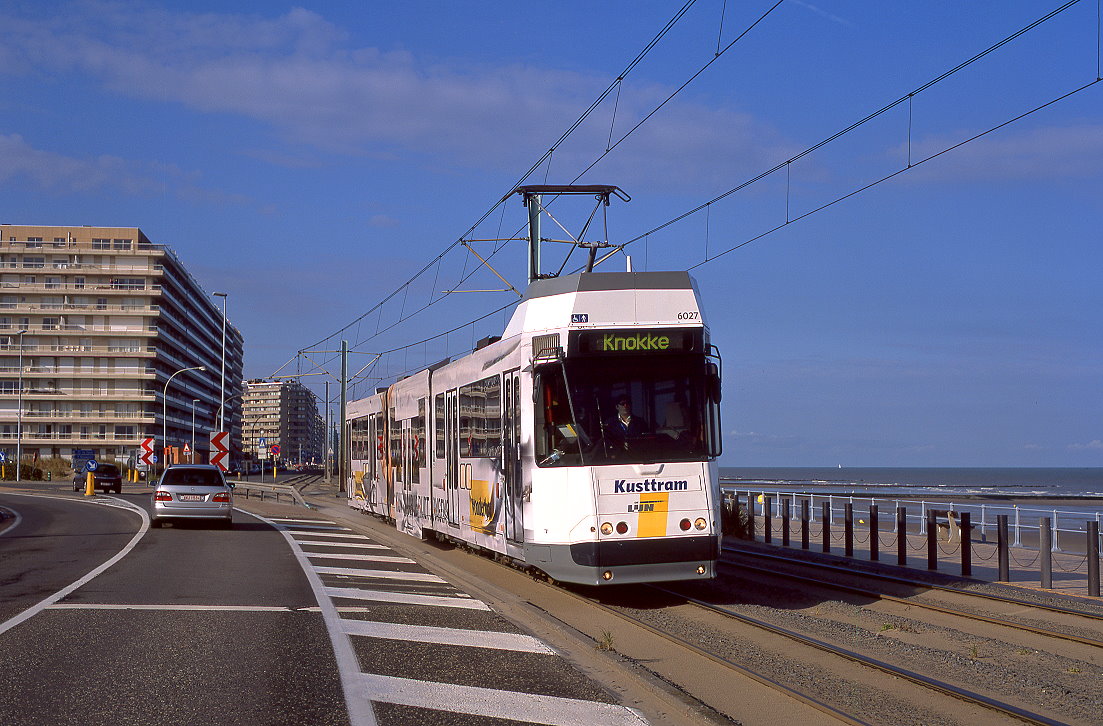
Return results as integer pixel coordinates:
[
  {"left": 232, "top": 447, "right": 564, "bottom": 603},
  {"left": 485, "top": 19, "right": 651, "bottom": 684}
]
[
  {"left": 870, "top": 504, "right": 879, "bottom": 562},
  {"left": 782, "top": 498, "right": 791, "bottom": 547},
  {"left": 897, "top": 506, "right": 907, "bottom": 567},
  {"left": 822, "top": 501, "right": 831, "bottom": 554},
  {"left": 980, "top": 504, "right": 987, "bottom": 542},
  {"left": 1088, "top": 521, "right": 1100, "bottom": 598},
  {"left": 801, "top": 499, "right": 809, "bottom": 550},
  {"left": 746, "top": 492, "right": 755, "bottom": 542},
  {"left": 997, "top": 514, "right": 1010, "bottom": 581},
  {"left": 764, "top": 496, "right": 773, "bottom": 544},
  {"left": 927, "top": 509, "right": 938, "bottom": 571},
  {"left": 1052, "top": 510, "right": 1060, "bottom": 552},
  {"left": 1039, "top": 517, "right": 1052, "bottom": 590},
  {"left": 960, "top": 512, "right": 972, "bottom": 577},
  {"left": 844, "top": 503, "right": 854, "bottom": 558},
  {"left": 919, "top": 500, "right": 927, "bottom": 535},
  {"left": 1013, "top": 507, "right": 1022, "bottom": 547}
]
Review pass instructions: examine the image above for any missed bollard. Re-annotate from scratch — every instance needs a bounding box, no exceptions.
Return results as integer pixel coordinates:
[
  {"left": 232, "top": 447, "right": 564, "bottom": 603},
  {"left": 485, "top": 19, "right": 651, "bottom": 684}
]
[
  {"left": 801, "top": 500, "right": 810, "bottom": 550},
  {"left": 764, "top": 496, "right": 772, "bottom": 544},
  {"left": 746, "top": 493, "right": 755, "bottom": 542},
  {"left": 844, "top": 503, "right": 853, "bottom": 558},
  {"left": 960, "top": 512, "right": 972, "bottom": 577},
  {"left": 897, "top": 506, "right": 907, "bottom": 567},
  {"left": 997, "top": 514, "right": 1010, "bottom": 581},
  {"left": 822, "top": 501, "right": 831, "bottom": 554},
  {"left": 927, "top": 510, "right": 938, "bottom": 571},
  {"left": 1088, "top": 521, "right": 1100, "bottom": 598},
  {"left": 1039, "top": 517, "right": 1052, "bottom": 590},
  {"left": 85, "top": 471, "right": 95, "bottom": 497},
  {"left": 870, "top": 505, "right": 879, "bottom": 562},
  {"left": 782, "top": 499, "right": 791, "bottom": 547}
]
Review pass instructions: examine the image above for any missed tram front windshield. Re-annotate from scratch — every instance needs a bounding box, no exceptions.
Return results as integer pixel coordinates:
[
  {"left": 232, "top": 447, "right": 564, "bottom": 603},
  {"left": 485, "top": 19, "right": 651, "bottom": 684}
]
[{"left": 536, "top": 356, "right": 713, "bottom": 467}]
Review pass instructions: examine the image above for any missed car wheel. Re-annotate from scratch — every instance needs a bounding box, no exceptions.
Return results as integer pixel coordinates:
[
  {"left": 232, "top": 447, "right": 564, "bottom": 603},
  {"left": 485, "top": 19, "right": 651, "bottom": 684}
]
[
  {"left": 112, "top": 485, "right": 121, "bottom": 494},
  {"left": 149, "top": 518, "right": 161, "bottom": 528}
]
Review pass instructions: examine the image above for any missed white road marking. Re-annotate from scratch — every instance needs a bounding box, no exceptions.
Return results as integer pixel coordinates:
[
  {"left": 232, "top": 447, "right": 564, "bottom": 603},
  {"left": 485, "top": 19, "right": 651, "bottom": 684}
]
[
  {"left": 251, "top": 510, "right": 380, "bottom": 726},
  {"left": 282, "top": 529, "right": 369, "bottom": 539},
  {"left": 0, "top": 494, "right": 149, "bottom": 637},
  {"left": 306, "top": 552, "right": 414, "bottom": 564},
  {"left": 357, "top": 673, "right": 647, "bottom": 726},
  {"left": 314, "top": 566, "right": 446, "bottom": 583},
  {"left": 268, "top": 517, "right": 337, "bottom": 525},
  {"left": 279, "top": 523, "right": 350, "bottom": 532},
  {"left": 0, "top": 507, "right": 23, "bottom": 536},
  {"left": 325, "top": 586, "right": 492, "bottom": 611},
  {"left": 46, "top": 603, "right": 292, "bottom": 612},
  {"left": 296, "top": 540, "right": 388, "bottom": 550},
  {"left": 342, "top": 619, "right": 555, "bottom": 654}
]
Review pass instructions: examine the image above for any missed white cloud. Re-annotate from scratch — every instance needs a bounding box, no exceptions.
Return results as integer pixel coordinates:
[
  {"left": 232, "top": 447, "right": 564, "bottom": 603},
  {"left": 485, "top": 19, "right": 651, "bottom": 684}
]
[
  {"left": 1068, "top": 439, "right": 1103, "bottom": 451},
  {"left": 0, "top": 3, "right": 795, "bottom": 189}
]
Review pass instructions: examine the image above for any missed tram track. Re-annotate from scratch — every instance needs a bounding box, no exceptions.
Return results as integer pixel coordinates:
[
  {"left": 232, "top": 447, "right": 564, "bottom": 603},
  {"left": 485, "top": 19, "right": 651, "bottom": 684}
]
[{"left": 718, "top": 552, "right": 1103, "bottom": 652}]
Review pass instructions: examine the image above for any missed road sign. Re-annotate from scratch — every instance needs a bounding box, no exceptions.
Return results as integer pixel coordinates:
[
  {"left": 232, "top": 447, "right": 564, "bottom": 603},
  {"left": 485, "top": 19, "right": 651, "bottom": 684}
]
[
  {"left": 259, "top": 437, "right": 267, "bottom": 446},
  {"left": 86, "top": 459, "right": 99, "bottom": 472},
  {"left": 209, "top": 431, "right": 229, "bottom": 472},
  {"left": 270, "top": 444, "right": 281, "bottom": 458},
  {"left": 0, "top": 451, "right": 6, "bottom": 464},
  {"left": 73, "top": 448, "right": 95, "bottom": 463},
  {"left": 139, "top": 437, "right": 155, "bottom": 467},
  {"left": 183, "top": 442, "right": 192, "bottom": 455}
]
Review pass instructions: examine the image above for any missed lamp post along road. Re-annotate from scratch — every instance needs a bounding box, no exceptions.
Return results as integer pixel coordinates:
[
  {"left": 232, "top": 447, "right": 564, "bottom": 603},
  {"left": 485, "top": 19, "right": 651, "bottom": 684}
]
[
  {"left": 163, "top": 366, "right": 205, "bottom": 475},
  {"left": 15, "top": 329, "right": 27, "bottom": 483},
  {"left": 213, "top": 292, "right": 227, "bottom": 432},
  {"left": 191, "top": 399, "right": 200, "bottom": 463}
]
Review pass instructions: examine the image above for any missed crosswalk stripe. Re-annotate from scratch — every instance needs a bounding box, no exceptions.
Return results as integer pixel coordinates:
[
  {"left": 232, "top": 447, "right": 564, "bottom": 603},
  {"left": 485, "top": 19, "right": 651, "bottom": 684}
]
[
  {"left": 307, "top": 552, "right": 414, "bottom": 564},
  {"left": 343, "top": 619, "right": 554, "bottom": 654},
  {"left": 315, "top": 566, "right": 445, "bottom": 583},
  {"left": 325, "top": 586, "right": 491, "bottom": 611},
  {"left": 358, "top": 673, "right": 645, "bottom": 726},
  {"left": 296, "top": 540, "right": 389, "bottom": 550},
  {"left": 282, "top": 530, "right": 369, "bottom": 539}
]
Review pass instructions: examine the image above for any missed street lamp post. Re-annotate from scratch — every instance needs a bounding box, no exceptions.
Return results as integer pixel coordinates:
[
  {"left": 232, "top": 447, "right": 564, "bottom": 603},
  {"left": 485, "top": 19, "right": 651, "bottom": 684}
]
[
  {"left": 15, "top": 329, "right": 27, "bottom": 483},
  {"left": 212, "top": 293, "right": 227, "bottom": 432},
  {"left": 191, "top": 398, "right": 201, "bottom": 462},
  {"left": 162, "top": 366, "right": 205, "bottom": 474}
]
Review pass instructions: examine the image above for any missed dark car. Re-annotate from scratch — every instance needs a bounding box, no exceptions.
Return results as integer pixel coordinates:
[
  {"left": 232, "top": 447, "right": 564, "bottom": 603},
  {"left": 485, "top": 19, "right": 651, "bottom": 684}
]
[{"left": 73, "top": 463, "right": 123, "bottom": 494}]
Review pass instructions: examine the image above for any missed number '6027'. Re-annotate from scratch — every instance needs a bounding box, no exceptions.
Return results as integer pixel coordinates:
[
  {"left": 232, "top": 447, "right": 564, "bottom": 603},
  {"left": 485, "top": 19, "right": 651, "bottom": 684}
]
[{"left": 677, "top": 311, "right": 699, "bottom": 320}]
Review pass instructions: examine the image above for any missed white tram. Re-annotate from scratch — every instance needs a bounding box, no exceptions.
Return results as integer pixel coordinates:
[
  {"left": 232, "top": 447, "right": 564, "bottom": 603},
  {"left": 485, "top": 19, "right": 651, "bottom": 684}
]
[{"left": 346, "top": 270, "right": 723, "bottom": 585}]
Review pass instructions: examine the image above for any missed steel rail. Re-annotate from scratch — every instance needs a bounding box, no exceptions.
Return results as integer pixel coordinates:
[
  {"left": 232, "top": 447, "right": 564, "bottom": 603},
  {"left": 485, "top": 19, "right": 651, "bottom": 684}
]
[
  {"left": 718, "top": 556, "right": 1103, "bottom": 649},
  {"left": 723, "top": 544, "right": 1103, "bottom": 622},
  {"left": 650, "top": 585, "right": 1067, "bottom": 726}
]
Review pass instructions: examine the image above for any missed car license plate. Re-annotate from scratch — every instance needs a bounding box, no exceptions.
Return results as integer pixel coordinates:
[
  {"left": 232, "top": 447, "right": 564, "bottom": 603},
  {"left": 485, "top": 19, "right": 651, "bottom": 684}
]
[{"left": 178, "top": 494, "right": 204, "bottom": 502}]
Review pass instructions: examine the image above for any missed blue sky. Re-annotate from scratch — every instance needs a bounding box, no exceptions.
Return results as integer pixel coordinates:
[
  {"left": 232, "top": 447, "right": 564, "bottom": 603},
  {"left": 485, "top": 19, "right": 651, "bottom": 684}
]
[{"left": 2, "top": 0, "right": 1101, "bottom": 467}]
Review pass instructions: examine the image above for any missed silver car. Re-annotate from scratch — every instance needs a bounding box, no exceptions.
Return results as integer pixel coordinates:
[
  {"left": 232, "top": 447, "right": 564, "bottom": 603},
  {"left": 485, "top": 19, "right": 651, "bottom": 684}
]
[{"left": 150, "top": 464, "right": 233, "bottom": 529}]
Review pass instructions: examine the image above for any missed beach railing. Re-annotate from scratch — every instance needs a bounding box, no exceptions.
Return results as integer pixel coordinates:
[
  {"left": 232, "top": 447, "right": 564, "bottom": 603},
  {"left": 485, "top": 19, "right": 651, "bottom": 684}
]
[{"left": 723, "top": 488, "right": 1103, "bottom": 596}]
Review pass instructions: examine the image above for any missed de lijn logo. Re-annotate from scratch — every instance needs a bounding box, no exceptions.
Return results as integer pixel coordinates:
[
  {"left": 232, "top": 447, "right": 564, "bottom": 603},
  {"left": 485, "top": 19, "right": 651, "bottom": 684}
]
[{"left": 602, "top": 332, "right": 670, "bottom": 352}]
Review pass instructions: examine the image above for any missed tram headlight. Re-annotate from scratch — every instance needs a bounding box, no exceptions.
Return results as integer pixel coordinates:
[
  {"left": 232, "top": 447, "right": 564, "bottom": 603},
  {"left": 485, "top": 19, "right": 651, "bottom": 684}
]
[
  {"left": 615, "top": 521, "right": 629, "bottom": 535},
  {"left": 694, "top": 517, "right": 707, "bottom": 530},
  {"left": 600, "top": 522, "right": 613, "bottom": 536}
]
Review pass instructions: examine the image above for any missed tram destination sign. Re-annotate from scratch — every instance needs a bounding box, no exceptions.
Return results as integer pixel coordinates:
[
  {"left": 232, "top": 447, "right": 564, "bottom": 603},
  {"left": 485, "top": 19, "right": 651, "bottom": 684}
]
[{"left": 569, "top": 328, "right": 703, "bottom": 357}]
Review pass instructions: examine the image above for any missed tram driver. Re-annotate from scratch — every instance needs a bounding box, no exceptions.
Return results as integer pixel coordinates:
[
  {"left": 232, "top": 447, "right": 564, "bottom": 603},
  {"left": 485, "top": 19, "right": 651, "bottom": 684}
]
[{"left": 606, "top": 397, "right": 650, "bottom": 451}]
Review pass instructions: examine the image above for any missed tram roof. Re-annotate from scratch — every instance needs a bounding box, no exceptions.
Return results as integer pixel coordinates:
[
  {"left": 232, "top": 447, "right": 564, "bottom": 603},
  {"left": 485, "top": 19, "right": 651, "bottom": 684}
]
[{"left": 522, "top": 271, "right": 693, "bottom": 301}]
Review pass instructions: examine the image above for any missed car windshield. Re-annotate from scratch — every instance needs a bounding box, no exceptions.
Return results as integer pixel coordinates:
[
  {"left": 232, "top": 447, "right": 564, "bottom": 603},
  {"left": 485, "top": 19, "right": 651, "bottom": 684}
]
[
  {"left": 98, "top": 464, "right": 120, "bottom": 476},
  {"left": 535, "top": 356, "right": 712, "bottom": 467},
  {"left": 161, "top": 469, "right": 226, "bottom": 487}
]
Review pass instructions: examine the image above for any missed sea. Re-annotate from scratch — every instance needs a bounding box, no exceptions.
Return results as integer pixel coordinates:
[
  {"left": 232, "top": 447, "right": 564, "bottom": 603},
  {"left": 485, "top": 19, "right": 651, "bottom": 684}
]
[{"left": 719, "top": 467, "right": 1103, "bottom": 499}]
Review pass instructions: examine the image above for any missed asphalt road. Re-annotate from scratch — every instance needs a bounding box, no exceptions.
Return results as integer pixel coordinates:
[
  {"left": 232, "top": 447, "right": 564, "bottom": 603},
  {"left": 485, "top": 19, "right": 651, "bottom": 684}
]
[{"left": 0, "top": 492, "right": 348, "bottom": 726}]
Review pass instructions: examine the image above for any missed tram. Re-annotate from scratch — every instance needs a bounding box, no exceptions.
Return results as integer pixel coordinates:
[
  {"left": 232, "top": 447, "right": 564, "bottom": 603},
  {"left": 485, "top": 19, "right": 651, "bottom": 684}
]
[{"left": 346, "top": 268, "right": 723, "bottom": 585}]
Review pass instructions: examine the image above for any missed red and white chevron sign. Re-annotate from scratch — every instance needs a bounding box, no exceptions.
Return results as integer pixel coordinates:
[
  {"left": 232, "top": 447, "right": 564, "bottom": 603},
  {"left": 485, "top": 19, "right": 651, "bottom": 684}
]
[
  {"left": 209, "top": 431, "right": 229, "bottom": 472},
  {"left": 139, "top": 437, "right": 155, "bottom": 466}
]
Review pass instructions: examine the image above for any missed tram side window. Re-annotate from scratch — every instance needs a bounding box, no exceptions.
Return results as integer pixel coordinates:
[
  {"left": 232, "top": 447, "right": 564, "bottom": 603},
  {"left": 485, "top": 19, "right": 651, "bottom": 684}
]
[
  {"left": 389, "top": 408, "right": 402, "bottom": 481},
  {"left": 434, "top": 393, "right": 445, "bottom": 459},
  {"left": 412, "top": 398, "right": 426, "bottom": 483},
  {"left": 535, "top": 365, "right": 580, "bottom": 466},
  {"left": 459, "top": 375, "right": 501, "bottom": 458}
]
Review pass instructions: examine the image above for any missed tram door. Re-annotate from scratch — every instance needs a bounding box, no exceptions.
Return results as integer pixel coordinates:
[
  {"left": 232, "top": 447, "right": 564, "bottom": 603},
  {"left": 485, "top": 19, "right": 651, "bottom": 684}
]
[
  {"left": 503, "top": 370, "right": 524, "bottom": 544},
  {"left": 445, "top": 389, "right": 460, "bottom": 525}
]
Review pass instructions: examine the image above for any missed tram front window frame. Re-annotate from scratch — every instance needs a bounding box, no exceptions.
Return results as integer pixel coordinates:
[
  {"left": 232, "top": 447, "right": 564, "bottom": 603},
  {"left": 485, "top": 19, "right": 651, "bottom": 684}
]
[{"left": 535, "top": 354, "right": 720, "bottom": 468}]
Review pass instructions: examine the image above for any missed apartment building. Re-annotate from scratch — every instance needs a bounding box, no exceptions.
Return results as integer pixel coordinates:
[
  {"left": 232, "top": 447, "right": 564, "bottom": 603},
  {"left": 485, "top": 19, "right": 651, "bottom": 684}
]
[
  {"left": 243, "top": 378, "right": 324, "bottom": 465},
  {"left": 0, "top": 224, "right": 244, "bottom": 468}
]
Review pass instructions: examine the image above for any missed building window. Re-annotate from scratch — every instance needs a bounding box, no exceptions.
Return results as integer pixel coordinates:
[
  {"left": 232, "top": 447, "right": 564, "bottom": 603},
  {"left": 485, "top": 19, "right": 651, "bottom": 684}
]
[
  {"left": 92, "top": 238, "right": 110, "bottom": 250},
  {"left": 113, "top": 239, "right": 132, "bottom": 250},
  {"left": 22, "top": 257, "right": 44, "bottom": 268}
]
